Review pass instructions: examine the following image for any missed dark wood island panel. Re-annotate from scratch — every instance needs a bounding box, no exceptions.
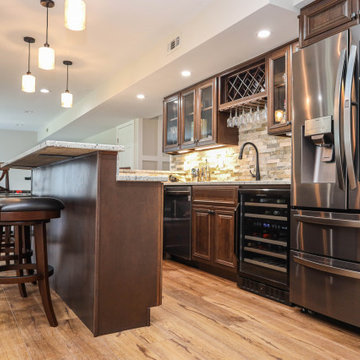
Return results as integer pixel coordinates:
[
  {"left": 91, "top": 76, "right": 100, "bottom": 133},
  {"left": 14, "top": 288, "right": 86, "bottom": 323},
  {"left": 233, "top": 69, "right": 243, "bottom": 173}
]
[{"left": 32, "top": 151, "right": 163, "bottom": 336}]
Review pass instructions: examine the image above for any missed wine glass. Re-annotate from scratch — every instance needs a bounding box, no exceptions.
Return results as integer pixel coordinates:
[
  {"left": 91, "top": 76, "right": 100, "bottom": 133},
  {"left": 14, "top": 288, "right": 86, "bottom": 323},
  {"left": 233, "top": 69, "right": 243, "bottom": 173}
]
[
  {"left": 246, "top": 108, "right": 253, "bottom": 126},
  {"left": 255, "top": 105, "right": 261, "bottom": 126},
  {"left": 233, "top": 108, "right": 239, "bottom": 127},
  {"left": 227, "top": 108, "right": 233, "bottom": 128}
]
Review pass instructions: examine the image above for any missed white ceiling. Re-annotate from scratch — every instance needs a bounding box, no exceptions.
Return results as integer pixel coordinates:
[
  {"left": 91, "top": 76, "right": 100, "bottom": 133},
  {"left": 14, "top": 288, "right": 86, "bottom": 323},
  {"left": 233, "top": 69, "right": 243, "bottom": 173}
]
[{"left": 0, "top": 0, "right": 299, "bottom": 141}]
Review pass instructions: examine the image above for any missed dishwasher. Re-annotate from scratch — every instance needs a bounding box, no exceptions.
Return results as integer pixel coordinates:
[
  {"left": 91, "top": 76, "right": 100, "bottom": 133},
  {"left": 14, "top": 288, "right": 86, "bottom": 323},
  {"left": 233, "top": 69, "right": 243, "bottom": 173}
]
[{"left": 163, "top": 186, "right": 192, "bottom": 261}]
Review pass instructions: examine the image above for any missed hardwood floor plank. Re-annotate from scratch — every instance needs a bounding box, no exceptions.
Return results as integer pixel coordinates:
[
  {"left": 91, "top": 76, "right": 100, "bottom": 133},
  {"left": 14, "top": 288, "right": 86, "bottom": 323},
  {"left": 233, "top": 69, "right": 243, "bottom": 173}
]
[{"left": 0, "top": 260, "right": 359, "bottom": 360}]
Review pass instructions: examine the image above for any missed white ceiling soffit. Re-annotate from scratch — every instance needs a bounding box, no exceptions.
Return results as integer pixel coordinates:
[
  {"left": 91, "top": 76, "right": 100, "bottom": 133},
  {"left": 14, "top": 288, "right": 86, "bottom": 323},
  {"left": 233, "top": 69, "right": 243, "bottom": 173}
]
[{"left": 47, "top": 2, "right": 299, "bottom": 142}]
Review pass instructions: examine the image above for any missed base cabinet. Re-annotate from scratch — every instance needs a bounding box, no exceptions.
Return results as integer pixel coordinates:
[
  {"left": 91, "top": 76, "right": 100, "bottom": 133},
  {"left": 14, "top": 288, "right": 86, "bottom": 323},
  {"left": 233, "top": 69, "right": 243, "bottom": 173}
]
[
  {"left": 192, "top": 206, "right": 212, "bottom": 261},
  {"left": 213, "top": 208, "right": 237, "bottom": 269},
  {"left": 192, "top": 204, "right": 237, "bottom": 273}
]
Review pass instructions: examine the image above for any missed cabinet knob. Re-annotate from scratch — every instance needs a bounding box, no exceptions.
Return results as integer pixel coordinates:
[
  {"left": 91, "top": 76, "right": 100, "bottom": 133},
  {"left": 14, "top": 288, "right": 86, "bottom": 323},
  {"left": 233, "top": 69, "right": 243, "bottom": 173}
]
[{"left": 351, "top": 12, "right": 357, "bottom": 20}]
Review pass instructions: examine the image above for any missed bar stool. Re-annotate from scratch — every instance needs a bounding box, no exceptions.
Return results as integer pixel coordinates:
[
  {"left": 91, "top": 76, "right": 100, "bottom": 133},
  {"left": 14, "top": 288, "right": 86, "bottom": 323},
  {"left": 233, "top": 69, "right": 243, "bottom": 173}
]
[{"left": 0, "top": 196, "right": 64, "bottom": 327}]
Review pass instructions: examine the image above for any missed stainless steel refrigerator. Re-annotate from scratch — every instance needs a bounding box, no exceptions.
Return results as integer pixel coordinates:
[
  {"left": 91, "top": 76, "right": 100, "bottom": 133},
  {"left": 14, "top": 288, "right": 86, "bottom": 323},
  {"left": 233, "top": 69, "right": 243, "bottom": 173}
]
[{"left": 291, "top": 25, "right": 360, "bottom": 327}]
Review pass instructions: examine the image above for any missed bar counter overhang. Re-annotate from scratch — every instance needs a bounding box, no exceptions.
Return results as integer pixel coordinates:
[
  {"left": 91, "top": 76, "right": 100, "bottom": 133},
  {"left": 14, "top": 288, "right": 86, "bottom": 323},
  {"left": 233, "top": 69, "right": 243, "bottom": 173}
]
[{"left": 1, "top": 141, "right": 163, "bottom": 336}]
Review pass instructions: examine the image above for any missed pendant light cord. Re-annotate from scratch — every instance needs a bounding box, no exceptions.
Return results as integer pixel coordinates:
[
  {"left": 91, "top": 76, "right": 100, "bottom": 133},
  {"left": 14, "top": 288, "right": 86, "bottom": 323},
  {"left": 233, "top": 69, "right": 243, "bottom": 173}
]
[
  {"left": 66, "top": 65, "right": 69, "bottom": 91},
  {"left": 45, "top": 5, "right": 49, "bottom": 46},
  {"left": 27, "top": 42, "right": 31, "bottom": 73}
]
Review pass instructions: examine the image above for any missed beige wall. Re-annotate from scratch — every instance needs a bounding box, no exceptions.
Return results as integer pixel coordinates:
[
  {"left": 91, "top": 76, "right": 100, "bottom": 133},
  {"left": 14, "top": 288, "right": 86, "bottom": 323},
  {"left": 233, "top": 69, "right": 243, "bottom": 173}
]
[{"left": 170, "top": 119, "right": 291, "bottom": 182}]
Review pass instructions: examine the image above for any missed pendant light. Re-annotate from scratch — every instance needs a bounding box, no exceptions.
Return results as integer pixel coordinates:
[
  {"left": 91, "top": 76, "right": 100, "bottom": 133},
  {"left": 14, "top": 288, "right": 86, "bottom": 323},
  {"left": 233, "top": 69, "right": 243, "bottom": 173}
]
[
  {"left": 61, "top": 60, "right": 73, "bottom": 108},
  {"left": 39, "top": 0, "right": 55, "bottom": 70},
  {"left": 22, "top": 37, "right": 36, "bottom": 93},
  {"left": 65, "top": 0, "right": 86, "bottom": 31}
]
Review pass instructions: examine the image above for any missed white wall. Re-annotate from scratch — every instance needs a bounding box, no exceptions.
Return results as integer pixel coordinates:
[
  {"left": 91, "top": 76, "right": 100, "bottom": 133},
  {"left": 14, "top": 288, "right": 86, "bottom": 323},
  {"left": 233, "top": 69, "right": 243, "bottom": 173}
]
[
  {"left": 82, "top": 127, "right": 117, "bottom": 144},
  {"left": 0, "top": 129, "right": 38, "bottom": 191}
]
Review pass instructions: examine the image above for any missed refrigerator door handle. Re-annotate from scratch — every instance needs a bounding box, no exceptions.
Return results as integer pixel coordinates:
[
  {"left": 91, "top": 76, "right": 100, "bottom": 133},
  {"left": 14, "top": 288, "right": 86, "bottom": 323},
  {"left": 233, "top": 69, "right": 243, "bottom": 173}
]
[
  {"left": 334, "top": 48, "right": 347, "bottom": 191},
  {"left": 293, "top": 255, "right": 360, "bottom": 280},
  {"left": 294, "top": 213, "right": 360, "bottom": 228},
  {"left": 344, "top": 44, "right": 358, "bottom": 190}
]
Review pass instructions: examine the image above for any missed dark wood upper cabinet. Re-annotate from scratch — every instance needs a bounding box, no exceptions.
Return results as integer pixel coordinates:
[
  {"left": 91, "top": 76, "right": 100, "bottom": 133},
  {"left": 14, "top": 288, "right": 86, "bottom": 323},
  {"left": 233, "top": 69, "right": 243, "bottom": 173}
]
[
  {"left": 180, "top": 88, "right": 196, "bottom": 149},
  {"left": 266, "top": 44, "right": 293, "bottom": 135},
  {"left": 163, "top": 94, "right": 180, "bottom": 152},
  {"left": 196, "top": 78, "right": 217, "bottom": 146},
  {"left": 164, "top": 77, "right": 237, "bottom": 154},
  {"left": 299, "top": 0, "right": 358, "bottom": 48}
]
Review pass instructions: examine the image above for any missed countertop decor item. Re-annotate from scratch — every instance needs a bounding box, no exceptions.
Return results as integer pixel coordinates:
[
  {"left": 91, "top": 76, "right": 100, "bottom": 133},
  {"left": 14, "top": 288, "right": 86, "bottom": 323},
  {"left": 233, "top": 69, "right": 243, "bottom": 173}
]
[
  {"left": 39, "top": 0, "right": 55, "bottom": 70},
  {"left": 65, "top": 0, "right": 86, "bottom": 31},
  {"left": 22, "top": 37, "right": 36, "bottom": 93},
  {"left": 61, "top": 60, "right": 73, "bottom": 108}
]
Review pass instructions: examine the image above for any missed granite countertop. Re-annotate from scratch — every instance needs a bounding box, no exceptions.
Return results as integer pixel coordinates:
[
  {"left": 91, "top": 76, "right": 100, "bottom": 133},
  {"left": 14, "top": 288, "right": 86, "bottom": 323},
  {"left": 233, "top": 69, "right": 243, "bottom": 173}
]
[
  {"left": 2, "top": 140, "right": 124, "bottom": 169},
  {"left": 164, "top": 180, "right": 291, "bottom": 186},
  {"left": 117, "top": 170, "right": 172, "bottom": 182}
]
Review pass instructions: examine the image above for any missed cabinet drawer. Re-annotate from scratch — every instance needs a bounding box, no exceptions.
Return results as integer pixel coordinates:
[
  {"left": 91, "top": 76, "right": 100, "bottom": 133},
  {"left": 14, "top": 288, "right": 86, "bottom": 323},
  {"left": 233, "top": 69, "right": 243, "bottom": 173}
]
[
  {"left": 290, "top": 251, "right": 360, "bottom": 327},
  {"left": 299, "top": 0, "right": 358, "bottom": 48},
  {"left": 192, "top": 186, "right": 238, "bottom": 206}
]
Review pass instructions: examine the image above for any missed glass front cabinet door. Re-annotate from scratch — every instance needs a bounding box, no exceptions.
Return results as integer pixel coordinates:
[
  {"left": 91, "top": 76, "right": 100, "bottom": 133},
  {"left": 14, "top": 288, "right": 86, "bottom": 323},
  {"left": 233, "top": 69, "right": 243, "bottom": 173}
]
[
  {"left": 267, "top": 44, "right": 292, "bottom": 135},
  {"left": 181, "top": 89, "right": 196, "bottom": 148},
  {"left": 163, "top": 94, "right": 180, "bottom": 152},
  {"left": 196, "top": 78, "right": 216, "bottom": 145}
]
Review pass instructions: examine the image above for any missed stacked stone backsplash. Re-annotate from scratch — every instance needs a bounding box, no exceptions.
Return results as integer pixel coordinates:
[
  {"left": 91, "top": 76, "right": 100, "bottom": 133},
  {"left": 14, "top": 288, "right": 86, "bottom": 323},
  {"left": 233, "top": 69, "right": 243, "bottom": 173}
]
[{"left": 170, "top": 119, "right": 291, "bottom": 182}]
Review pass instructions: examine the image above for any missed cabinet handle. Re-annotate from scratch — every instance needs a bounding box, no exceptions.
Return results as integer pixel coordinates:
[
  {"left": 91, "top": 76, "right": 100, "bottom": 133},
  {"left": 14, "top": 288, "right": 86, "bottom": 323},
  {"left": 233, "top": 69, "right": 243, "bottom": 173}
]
[{"left": 208, "top": 210, "right": 215, "bottom": 215}]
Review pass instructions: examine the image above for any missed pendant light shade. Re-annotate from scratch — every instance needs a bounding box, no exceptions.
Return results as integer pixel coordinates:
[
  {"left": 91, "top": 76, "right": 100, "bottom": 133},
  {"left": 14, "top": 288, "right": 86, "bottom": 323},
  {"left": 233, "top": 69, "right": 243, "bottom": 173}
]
[
  {"left": 61, "top": 60, "right": 73, "bottom": 108},
  {"left": 61, "top": 90, "right": 73, "bottom": 108},
  {"left": 39, "top": 0, "right": 55, "bottom": 70},
  {"left": 65, "top": 0, "right": 86, "bottom": 31},
  {"left": 22, "top": 37, "right": 36, "bottom": 93},
  {"left": 38, "top": 45, "right": 55, "bottom": 70}
]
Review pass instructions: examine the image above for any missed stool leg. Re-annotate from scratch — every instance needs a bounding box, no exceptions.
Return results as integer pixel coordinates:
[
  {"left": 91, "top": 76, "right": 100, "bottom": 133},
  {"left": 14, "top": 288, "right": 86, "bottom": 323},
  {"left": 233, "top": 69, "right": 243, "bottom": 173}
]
[
  {"left": 14, "top": 226, "right": 27, "bottom": 298},
  {"left": 4, "top": 226, "right": 11, "bottom": 265},
  {"left": 34, "top": 223, "right": 57, "bottom": 327},
  {"left": 23, "top": 226, "right": 35, "bottom": 281}
]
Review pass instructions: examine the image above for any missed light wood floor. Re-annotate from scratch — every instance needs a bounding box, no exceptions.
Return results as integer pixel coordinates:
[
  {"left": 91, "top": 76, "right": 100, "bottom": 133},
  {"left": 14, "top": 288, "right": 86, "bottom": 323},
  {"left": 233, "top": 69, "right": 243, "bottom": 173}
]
[{"left": 0, "top": 260, "right": 359, "bottom": 360}]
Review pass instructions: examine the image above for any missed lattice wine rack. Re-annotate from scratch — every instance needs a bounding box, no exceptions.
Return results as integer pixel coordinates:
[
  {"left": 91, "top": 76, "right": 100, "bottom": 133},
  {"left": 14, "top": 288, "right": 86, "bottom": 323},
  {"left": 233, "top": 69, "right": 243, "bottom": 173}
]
[{"left": 219, "top": 61, "right": 267, "bottom": 112}]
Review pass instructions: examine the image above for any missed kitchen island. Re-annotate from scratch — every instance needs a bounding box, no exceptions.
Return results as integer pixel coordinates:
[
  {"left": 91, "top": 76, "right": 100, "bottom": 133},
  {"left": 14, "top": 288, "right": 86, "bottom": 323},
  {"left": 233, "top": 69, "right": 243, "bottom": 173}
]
[{"left": 2, "top": 141, "right": 163, "bottom": 336}]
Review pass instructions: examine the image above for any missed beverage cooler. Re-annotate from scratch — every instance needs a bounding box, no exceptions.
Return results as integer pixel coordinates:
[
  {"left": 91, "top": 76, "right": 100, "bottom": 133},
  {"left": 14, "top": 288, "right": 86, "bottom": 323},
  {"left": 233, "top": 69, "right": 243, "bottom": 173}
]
[{"left": 237, "top": 188, "right": 290, "bottom": 304}]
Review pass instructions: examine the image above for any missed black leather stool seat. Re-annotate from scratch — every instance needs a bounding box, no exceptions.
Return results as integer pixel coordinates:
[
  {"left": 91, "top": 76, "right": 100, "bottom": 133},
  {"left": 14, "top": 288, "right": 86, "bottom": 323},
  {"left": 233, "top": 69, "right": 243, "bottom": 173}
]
[{"left": 0, "top": 197, "right": 64, "bottom": 212}]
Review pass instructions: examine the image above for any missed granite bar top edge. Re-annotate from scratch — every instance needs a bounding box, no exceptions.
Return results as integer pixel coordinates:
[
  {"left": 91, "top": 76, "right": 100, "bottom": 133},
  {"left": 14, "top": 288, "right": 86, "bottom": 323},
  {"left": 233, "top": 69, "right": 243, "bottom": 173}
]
[{"left": 2, "top": 140, "right": 125, "bottom": 169}]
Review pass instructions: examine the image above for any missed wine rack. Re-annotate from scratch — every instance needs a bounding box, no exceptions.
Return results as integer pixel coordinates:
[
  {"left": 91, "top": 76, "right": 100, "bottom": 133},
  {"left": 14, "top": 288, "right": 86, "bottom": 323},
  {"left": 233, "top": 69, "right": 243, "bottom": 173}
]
[
  {"left": 219, "top": 61, "right": 267, "bottom": 112},
  {"left": 237, "top": 188, "right": 290, "bottom": 304}
]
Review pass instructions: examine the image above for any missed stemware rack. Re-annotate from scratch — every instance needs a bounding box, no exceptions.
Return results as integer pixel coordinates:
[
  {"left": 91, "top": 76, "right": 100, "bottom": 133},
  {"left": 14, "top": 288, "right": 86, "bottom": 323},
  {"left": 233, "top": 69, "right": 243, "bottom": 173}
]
[{"left": 219, "top": 61, "right": 267, "bottom": 114}]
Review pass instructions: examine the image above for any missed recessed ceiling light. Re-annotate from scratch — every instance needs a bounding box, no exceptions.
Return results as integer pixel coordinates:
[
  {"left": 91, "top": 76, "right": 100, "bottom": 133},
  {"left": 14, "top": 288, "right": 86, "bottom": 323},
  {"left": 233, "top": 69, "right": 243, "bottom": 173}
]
[
  {"left": 137, "top": 94, "right": 145, "bottom": 100},
  {"left": 257, "top": 29, "right": 271, "bottom": 39},
  {"left": 40, "top": 88, "right": 50, "bottom": 93},
  {"left": 181, "top": 70, "right": 191, "bottom": 77}
]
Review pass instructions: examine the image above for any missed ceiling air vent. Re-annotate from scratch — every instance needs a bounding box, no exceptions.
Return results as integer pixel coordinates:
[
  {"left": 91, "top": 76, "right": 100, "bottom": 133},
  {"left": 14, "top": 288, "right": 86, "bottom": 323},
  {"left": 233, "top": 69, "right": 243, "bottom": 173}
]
[{"left": 168, "top": 36, "right": 180, "bottom": 53}]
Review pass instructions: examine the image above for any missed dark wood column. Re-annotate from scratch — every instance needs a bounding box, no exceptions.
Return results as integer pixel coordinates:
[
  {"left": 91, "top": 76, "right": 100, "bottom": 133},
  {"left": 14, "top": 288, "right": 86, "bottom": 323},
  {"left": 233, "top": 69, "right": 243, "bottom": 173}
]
[{"left": 32, "top": 151, "right": 163, "bottom": 336}]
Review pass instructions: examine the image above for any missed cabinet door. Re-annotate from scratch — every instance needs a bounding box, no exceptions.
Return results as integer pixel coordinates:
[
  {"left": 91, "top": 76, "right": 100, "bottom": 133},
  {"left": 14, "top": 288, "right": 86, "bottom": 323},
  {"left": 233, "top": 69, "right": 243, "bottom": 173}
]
[
  {"left": 213, "top": 208, "right": 237, "bottom": 270},
  {"left": 163, "top": 95, "right": 180, "bottom": 152},
  {"left": 192, "top": 206, "right": 212, "bottom": 263},
  {"left": 196, "top": 78, "right": 217, "bottom": 145},
  {"left": 181, "top": 89, "right": 196, "bottom": 148},
  {"left": 267, "top": 45, "right": 292, "bottom": 135},
  {"left": 299, "top": 0, "right": 358, "bottom": 48}
]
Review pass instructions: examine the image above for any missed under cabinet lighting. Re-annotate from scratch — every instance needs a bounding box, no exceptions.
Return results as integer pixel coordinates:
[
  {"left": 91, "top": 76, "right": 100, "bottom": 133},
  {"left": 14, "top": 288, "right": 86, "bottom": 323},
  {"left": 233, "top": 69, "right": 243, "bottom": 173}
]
[
  {"left": 40, "top": 88, "right": 50, "bottom": 93},
  {"left": 137, "top": 94, "right": 145, "bottom": 99},
  {"left": 257, "top": 29, "right": 271, "bottom": 39},
  {"left": 177, "top": 150, "right": 191, "bottom": 154},
  {"left": 195, "top": 145, "right": 224, "bottom": 151}
]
